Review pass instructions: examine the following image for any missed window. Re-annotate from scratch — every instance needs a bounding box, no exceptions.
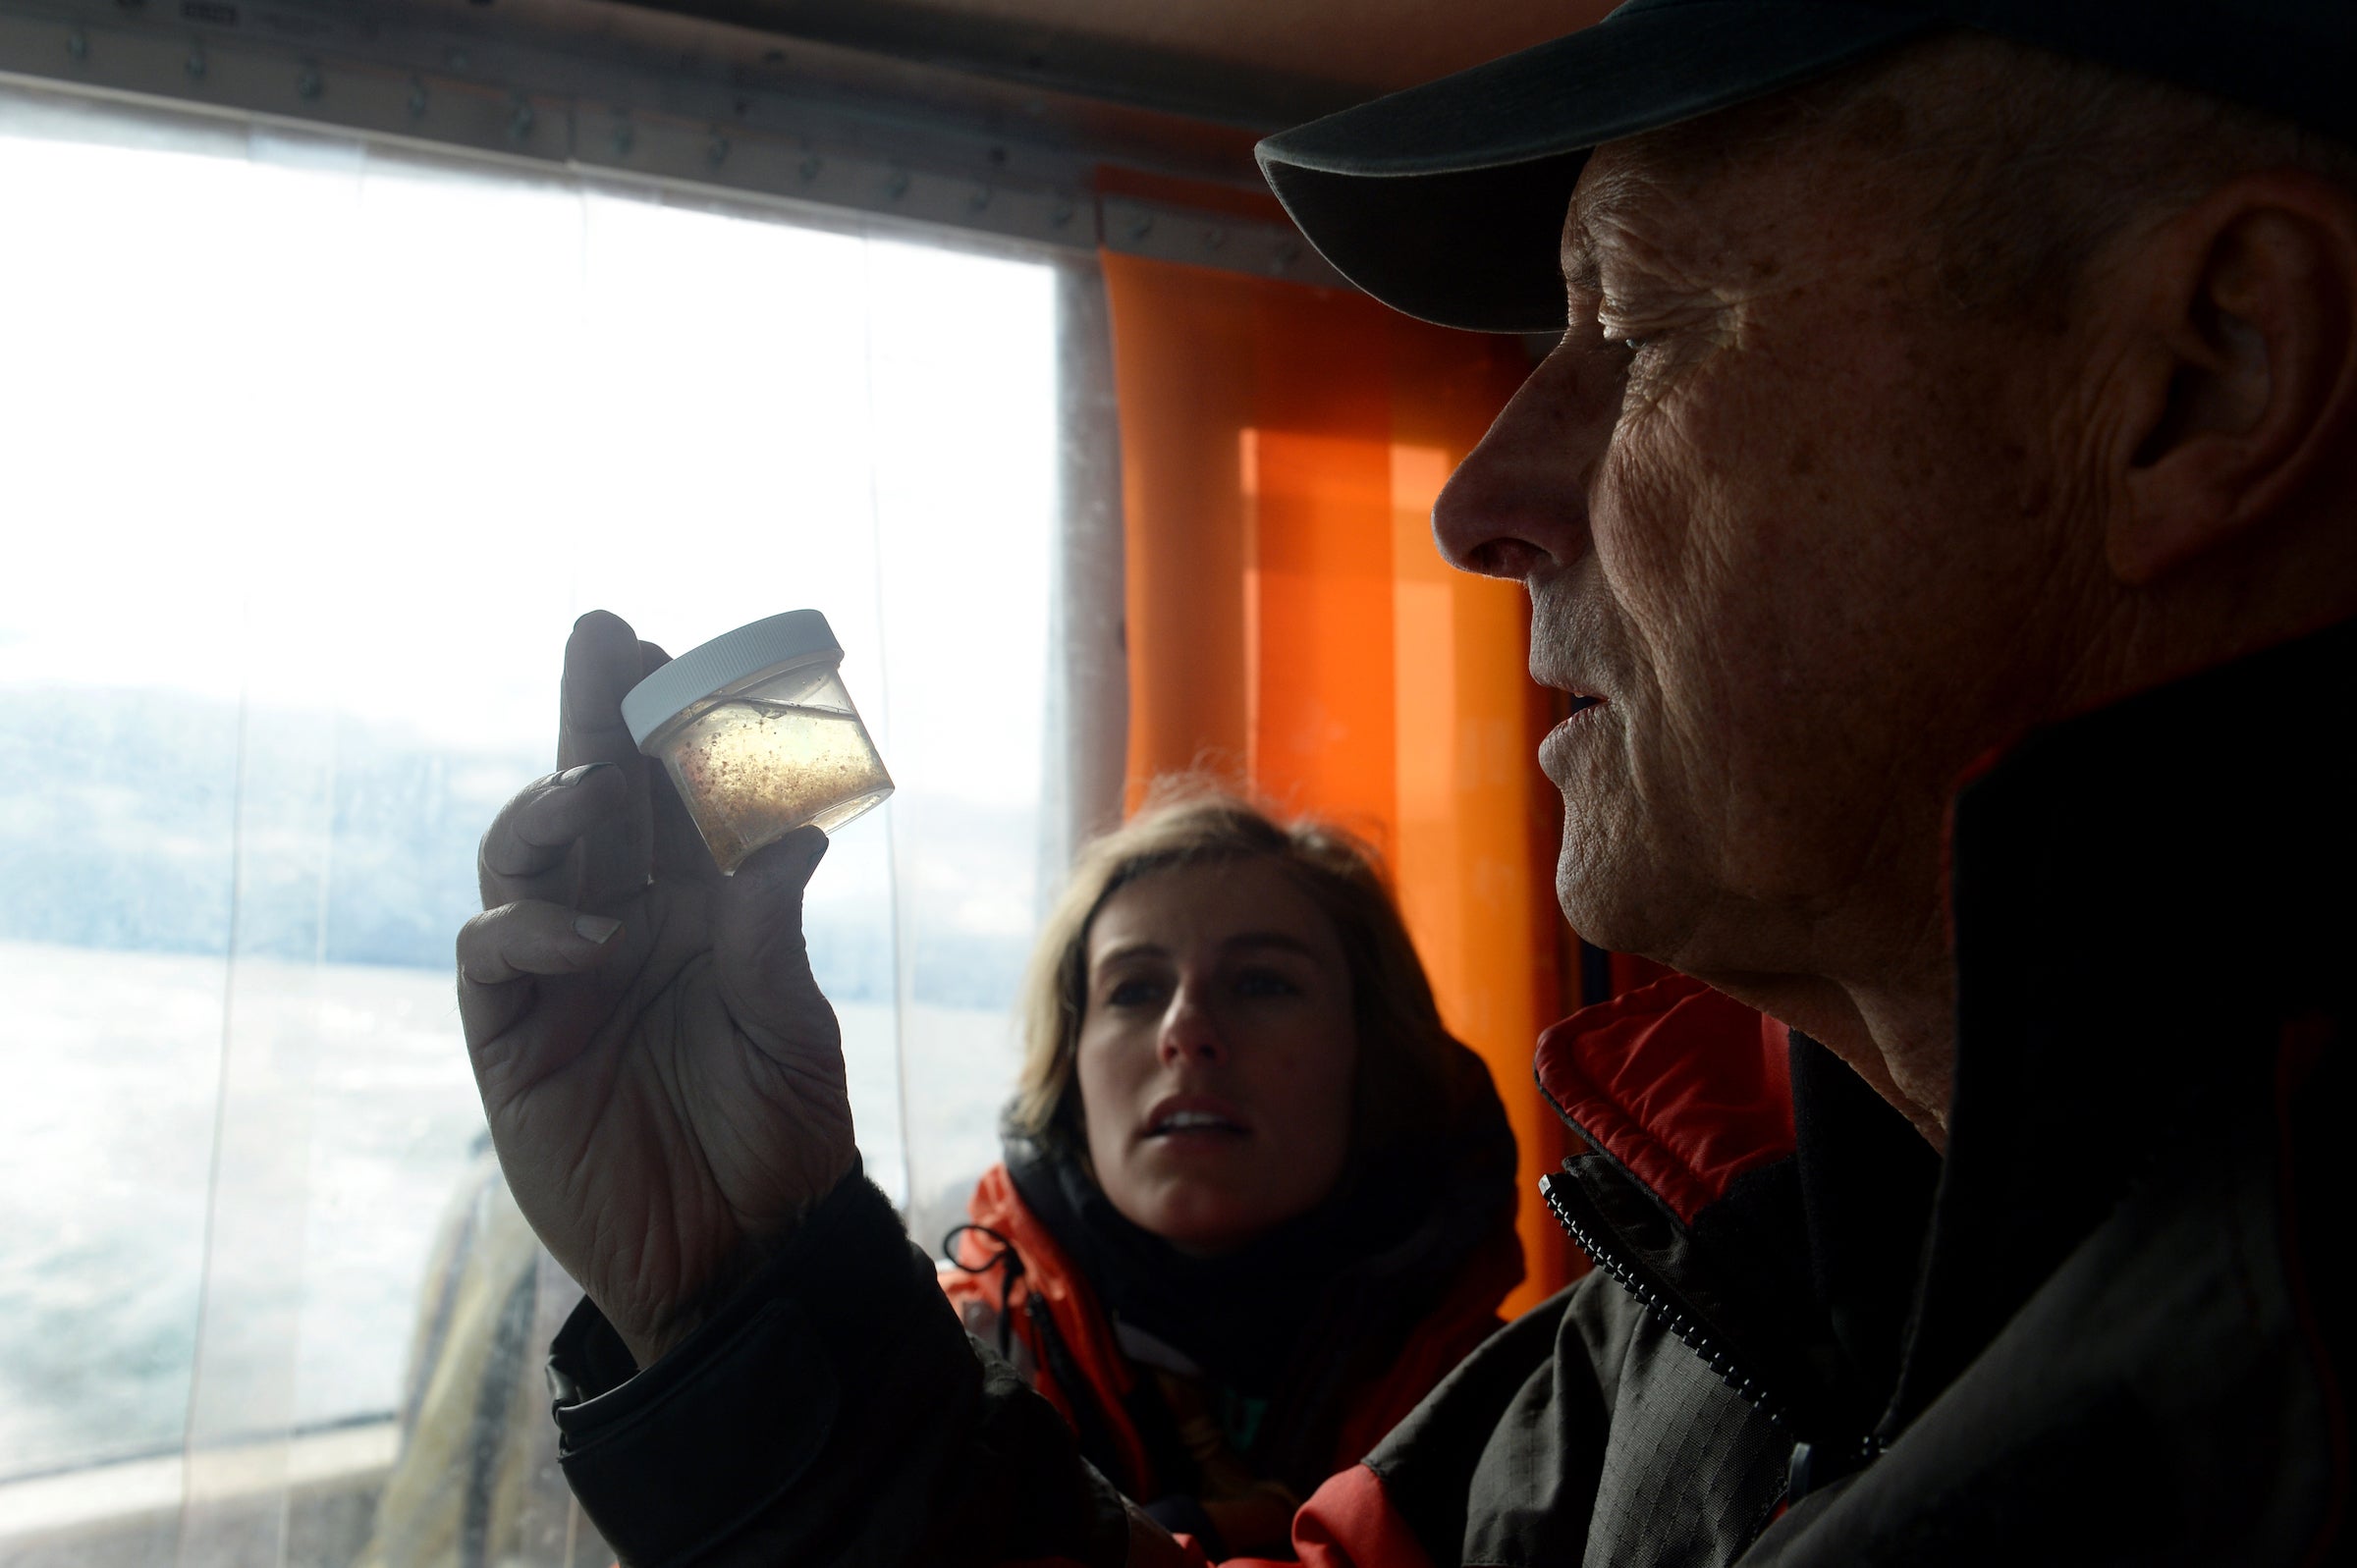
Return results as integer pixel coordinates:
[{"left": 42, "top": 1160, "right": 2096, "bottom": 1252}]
[{"left": 0, "top": 76, "right": 1074, "bottom": 1563}]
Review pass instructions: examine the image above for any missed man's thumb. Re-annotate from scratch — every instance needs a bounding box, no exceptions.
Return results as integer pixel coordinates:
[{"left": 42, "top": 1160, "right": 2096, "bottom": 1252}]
[{"left": 713, "top": 826, "right": 830, "bottom": 1013}]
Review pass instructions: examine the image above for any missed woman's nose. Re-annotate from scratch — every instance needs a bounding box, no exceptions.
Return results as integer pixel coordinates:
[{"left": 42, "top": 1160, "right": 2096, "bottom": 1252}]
[{"left": 1156, "top": 992, "right": 1226, "bottom": 1066}]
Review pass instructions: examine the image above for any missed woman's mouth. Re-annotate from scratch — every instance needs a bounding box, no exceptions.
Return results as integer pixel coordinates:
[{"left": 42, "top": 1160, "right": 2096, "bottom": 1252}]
[{"left": 1144, "top": 1099, "right": 1249, "bottom": 1140}]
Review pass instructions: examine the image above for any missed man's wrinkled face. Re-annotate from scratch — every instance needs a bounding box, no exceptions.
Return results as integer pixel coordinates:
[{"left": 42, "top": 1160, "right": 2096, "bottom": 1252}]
[{"left": 1434, "top": 120, "right": 2085, "bottom": 982}]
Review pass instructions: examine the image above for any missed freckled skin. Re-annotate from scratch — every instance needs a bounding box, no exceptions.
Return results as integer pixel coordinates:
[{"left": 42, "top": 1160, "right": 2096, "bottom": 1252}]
[
  {"left": 1435, "top": 130, "right": 2110, "bottom": 1139},
  {"left": 1074, "top": 860, "right": 1359, "bottom": 1257}
]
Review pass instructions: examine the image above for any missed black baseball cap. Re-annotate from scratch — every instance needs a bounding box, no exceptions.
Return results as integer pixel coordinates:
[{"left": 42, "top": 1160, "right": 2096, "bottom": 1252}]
[{"left": 1256, "top": 0, "right": 2357, "bottom": 333}]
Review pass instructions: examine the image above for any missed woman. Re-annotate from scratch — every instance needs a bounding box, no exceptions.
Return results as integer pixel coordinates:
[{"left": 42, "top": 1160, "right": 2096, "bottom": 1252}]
[{"left": 942, "top": 787, "right": 1524, "bottom": 1559}]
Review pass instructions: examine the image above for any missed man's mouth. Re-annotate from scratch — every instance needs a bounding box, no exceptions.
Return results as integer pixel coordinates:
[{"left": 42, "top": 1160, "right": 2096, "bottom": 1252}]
[
  {"left": 1538, "top": 692, "right": 1607, "bottom": 779},
  {"left": 1531, "top": 663, "right": 1606, "bottom": 714}
]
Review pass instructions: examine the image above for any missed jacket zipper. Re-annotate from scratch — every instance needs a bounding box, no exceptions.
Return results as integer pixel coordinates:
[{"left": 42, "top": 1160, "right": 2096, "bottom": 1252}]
[
  {"left": 1541, "top": 1170, "right": 1891, "bottom": 1496},
  {"left": 1540, "top": 1170, "right": 1801, "bottom": 1431}
]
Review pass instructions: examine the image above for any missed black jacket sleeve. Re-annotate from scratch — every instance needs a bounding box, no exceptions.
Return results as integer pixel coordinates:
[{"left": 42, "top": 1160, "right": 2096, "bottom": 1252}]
[{"left": 545, "top": 1171, "right": 1132, "bottom": 1568}]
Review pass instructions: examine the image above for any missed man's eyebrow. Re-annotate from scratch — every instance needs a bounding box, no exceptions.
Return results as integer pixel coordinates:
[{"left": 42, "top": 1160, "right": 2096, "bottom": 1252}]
[
  {"left": 1560, "top": 159, "right": 1656, "bottom": 297},
  {"left": 1560, "top": 181, "right": 1614, "bottom": 296},
  {"left": 1562, "top": 225, "right": 1602, "bottom": 297}
]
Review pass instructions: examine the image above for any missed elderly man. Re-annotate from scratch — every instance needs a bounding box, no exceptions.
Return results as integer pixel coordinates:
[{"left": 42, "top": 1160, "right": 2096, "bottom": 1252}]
[{"left": 457, "top": 0, "right": 2351, "bottom": 1562}]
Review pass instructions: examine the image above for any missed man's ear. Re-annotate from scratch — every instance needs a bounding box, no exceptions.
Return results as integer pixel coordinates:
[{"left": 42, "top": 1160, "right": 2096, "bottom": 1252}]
[{"left": 2110, "top": 170, "right": 2357, "bottom": 586}]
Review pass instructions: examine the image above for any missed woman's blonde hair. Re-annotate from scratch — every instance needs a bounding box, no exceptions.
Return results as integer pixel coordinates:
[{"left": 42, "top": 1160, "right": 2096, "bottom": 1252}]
[{"left": 1007, "top": 779, "right": 1485, "bottom": 1161}]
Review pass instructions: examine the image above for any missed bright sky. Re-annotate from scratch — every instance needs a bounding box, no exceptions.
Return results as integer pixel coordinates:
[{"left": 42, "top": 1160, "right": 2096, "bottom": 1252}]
[
  {"left": 0, "top": 83, "right": 1058, "bottom": 815},
  {"left": 0, "top": 84, "right": 1059, "bottom": 1457}
]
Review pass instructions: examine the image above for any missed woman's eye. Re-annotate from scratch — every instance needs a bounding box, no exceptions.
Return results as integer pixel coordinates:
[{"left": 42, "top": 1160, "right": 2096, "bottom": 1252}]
[
  {"left": 1106, "top": 978, "right": 1164, "bottom": 1007},
  {"left": 1233, "top": 969, "right": 1299, "bottom": 998}
]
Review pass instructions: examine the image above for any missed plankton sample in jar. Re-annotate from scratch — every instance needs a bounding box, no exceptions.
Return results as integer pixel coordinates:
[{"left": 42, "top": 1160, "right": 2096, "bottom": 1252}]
[{"left": 619, "top": 610, "right": 893, "bottom": 874}]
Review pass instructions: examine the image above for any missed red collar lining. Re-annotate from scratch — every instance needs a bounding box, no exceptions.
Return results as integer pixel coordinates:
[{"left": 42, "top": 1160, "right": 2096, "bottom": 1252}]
[{"left": 1535, "top": 974, "right": 1796, "bottom": 1226}]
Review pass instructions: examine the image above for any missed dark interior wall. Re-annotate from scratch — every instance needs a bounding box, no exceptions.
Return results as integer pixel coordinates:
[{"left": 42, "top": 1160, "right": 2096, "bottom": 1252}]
[{"left": 612, "top": 0, "right": 1617, "bottom": 129}]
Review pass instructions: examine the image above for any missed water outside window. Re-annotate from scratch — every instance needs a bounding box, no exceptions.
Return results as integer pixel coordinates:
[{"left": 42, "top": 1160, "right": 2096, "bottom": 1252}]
[{"left": 0, "top": 78, "right": 1058, "bottom": 1566}]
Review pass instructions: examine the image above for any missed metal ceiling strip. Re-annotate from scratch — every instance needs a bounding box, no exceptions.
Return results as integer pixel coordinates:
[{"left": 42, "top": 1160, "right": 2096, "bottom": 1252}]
[{"left": 0, "top": 0, "right": 1336, "bottom": 282}]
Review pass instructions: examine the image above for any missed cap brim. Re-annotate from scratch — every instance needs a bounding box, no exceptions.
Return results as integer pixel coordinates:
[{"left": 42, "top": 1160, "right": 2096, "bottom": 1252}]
[{"left": 1255, "top": 0, "right": 1937, "bottom": 332}]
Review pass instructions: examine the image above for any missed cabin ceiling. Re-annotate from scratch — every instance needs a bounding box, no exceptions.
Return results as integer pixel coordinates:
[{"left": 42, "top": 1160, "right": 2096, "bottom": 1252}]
[
  {"left": 0, "top": 0, "right": 1617, "bottom": 261},
  {"left": 616, "top": 0, "right": 1620, "bottom": 129}
]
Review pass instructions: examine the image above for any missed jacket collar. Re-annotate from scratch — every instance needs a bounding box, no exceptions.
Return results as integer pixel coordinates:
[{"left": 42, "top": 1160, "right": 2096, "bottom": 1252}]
[
  {"left": 1538, "top": 973, "right": 1935, "bottom": 1437},
  {"left": 1897, "top": 613, "right": 2357, "bottom": 1422},
  {"left": 1535, "top": 973, "right": 1794, "bottom": 1226}
]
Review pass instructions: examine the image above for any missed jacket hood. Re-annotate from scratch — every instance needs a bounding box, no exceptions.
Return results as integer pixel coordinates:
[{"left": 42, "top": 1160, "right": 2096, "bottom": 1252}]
[
  {"left": 999, "top": 1049, "right": 1522, "bottom": 1392},
  {"left": 967, "top": 1044, "right": 1525, "bottom": 1496}
]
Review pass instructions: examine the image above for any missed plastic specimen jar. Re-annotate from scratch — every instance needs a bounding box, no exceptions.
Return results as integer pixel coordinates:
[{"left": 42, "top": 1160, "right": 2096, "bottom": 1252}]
[{"left": 619, "top": 610, "right": 894, "bottom": 874}]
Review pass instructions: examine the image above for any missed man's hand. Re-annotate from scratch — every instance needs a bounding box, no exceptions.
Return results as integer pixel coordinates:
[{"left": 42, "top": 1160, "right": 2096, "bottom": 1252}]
[{"left": 457, "top": 610, "right": 857, "bottom": 1369}]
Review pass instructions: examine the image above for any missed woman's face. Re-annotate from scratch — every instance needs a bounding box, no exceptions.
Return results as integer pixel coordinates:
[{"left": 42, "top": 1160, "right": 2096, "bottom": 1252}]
[{"left": 1074, "top": 857, "right": 1359, "bottom": 1257}]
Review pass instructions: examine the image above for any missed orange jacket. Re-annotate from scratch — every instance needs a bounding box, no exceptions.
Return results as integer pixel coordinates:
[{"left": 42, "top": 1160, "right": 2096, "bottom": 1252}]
[{"left": 940, "top": 1160, "right": 1523, "bottom": 1513}]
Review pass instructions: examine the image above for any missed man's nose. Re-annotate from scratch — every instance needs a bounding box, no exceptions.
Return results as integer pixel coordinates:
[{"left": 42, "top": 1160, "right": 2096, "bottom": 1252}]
[
  {"left": 1431, "top": 332, "right": 1617, "bottom": 581},
  {"left": 1156, "top": 991, "right": 1226, "bottom": 1067}
]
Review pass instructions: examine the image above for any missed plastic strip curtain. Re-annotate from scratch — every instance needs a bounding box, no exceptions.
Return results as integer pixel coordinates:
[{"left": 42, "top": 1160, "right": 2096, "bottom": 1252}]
[
  {"left": 1100, "top": 250, "right": 1577, "bottom": 1313},
  {"left": 0, "top": 76, "right": 1074, "bottom": 1567}
]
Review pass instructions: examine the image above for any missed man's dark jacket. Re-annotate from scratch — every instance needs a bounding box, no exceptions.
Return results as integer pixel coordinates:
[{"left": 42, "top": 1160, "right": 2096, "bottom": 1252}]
[{"left": 540, "top": 621, "right": 2354, "bottom": 1566}]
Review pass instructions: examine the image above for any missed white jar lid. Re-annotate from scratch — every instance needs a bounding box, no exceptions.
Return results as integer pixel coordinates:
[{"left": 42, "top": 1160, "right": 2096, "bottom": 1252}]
[{"left": 620, "top": 609, "right": 844, "bottom": 746}]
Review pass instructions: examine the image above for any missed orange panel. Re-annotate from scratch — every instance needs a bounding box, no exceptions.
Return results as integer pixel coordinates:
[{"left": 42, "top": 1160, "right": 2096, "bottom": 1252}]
[
  {"left": 1101, "top": 256, "right": 1257, "bottom": 801},
  {"left": 1242, "top": 428, "right": 1398, "bottom": 847},
  {"left": 1101, "top": 249, "right": 1575, "bottom": 1310},
  {"left": 1388, "top": 447, "right": 1572, "bottom": 1318}
]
